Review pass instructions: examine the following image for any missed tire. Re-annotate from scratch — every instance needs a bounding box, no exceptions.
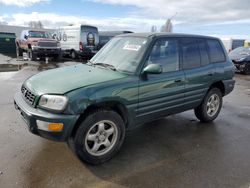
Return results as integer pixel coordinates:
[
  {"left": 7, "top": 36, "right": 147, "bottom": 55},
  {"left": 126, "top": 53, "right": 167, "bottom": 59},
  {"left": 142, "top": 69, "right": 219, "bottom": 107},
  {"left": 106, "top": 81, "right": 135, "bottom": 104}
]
[
  {"left": 16, "top": 45, "right": 23, "bottom": 57},
  {"left": 69, "top": 109, "right": 125, "bottom": 165},
  {"left": 54, "top": 53, "right": 62, "bottom": 62},
  {"left": 243, "top": 63, "right": 250, "bottom": 75},
  {"left": 70, "top": 50, "right": 77, "bottom": 59},
  {"left": 28, "top": 49, "right": 36, "bottom": 61},
  {"left": 194, "top": 88, "right": 222, "bottom": 122}
]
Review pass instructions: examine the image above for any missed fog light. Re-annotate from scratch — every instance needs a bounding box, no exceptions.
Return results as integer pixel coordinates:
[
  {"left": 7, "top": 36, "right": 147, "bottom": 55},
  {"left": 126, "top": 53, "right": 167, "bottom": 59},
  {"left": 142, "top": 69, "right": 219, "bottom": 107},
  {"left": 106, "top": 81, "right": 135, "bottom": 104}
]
[{"left": 36, "top": 120, "right": 64, "bottom": 132}]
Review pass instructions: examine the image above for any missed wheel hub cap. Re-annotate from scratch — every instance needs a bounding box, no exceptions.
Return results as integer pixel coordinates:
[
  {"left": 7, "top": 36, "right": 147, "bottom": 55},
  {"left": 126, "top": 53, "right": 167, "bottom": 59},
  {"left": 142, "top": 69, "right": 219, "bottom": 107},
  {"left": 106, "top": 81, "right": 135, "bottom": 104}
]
[
  {"left": 85, "top": 120, "right": 118, "bottom": 156},
  {"left": 98, "top": 134, "right": 106, "bottom": 142},
  {"left": 206, "top": 93, "right": 220, "bottom": 117}
]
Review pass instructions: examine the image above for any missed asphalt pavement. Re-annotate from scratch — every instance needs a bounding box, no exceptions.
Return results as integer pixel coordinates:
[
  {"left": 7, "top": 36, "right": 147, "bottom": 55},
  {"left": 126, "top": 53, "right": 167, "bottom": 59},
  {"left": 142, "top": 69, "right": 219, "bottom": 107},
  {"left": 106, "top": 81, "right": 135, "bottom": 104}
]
[{"left": 0, "top": 54, "right": 250, "bottom": 188}]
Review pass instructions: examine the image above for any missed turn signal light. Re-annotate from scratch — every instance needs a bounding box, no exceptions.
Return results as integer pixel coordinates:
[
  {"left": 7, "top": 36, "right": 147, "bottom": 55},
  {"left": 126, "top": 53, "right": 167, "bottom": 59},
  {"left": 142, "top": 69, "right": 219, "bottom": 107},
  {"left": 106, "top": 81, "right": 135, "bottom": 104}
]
[{"left": 48, "top": 123, "right": 64, "bottom": 132}]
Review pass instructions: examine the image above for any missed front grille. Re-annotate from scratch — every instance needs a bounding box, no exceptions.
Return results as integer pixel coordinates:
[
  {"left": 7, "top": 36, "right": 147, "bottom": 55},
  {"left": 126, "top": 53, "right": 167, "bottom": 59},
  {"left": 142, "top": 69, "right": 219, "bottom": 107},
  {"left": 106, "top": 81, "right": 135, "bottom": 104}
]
[
  {"left": 21, "top": 86, "right": 36, "bottom": 105},
  {"left": 38, "top": 41, "right": 57, "bottom": 48}
]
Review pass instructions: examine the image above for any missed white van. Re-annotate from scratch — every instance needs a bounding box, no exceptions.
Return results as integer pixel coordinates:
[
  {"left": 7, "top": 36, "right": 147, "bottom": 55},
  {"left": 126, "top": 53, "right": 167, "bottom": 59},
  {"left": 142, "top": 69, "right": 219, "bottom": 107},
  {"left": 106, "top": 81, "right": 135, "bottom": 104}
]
[
  {"left": 56, "top": 25, "right": 99, "bottom": 58},
  {"left": 221, "top": 38, "right": 245, "bottom": 53}
]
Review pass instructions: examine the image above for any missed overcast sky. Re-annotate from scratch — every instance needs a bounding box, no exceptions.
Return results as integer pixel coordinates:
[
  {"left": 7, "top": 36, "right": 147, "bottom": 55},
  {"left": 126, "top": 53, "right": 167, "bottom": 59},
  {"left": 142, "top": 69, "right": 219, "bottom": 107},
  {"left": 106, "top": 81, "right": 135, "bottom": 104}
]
[{"left": 0, "top": 0, "right": 249, "bottom": 37}]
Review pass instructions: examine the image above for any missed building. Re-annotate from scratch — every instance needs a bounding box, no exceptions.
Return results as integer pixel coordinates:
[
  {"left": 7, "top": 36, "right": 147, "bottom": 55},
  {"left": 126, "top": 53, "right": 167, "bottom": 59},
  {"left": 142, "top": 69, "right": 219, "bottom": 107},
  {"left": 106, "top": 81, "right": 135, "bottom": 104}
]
[{"left": 0, "top": 24, "right": 53, "bottom": 37}]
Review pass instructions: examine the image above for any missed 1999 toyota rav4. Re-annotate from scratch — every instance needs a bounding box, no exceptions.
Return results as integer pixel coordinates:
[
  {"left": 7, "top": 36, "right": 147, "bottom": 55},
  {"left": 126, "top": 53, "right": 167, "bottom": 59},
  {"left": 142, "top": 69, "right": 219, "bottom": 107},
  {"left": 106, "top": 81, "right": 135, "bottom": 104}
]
[{"left": 14, "top": 33, "right": 235, "bottom": 164}]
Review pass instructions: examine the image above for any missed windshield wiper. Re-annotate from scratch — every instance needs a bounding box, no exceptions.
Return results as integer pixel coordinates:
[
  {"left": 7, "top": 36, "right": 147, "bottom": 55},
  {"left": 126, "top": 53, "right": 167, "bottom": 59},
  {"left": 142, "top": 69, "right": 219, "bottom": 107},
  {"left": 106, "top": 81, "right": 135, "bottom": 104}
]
[
  {"left": 86, "top": 60, "right": 94, "bottom": 65},
  {"left": 94, "top": 63, "right": 116, "bottom": 71}
]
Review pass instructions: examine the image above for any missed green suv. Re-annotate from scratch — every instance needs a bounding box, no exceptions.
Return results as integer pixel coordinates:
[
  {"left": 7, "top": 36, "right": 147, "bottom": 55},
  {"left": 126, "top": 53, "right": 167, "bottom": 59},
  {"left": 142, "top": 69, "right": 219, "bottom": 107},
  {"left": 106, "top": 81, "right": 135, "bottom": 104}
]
[{"left": 14, "top": 33, "right": 235, "bottom": 164}]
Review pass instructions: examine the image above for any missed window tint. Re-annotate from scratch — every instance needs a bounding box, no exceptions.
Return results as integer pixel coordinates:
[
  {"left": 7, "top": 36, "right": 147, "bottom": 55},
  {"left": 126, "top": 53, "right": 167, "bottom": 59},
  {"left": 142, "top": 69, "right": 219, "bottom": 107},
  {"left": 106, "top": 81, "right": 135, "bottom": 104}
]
[
  {"left": 181, "top": 39, "right": 201, "bottom": 69},
  {"left": 197, "top": 39, "right": 210, "bottom": 66},
  {"left": 147, "top": 38, "right": 179, "bottom": 73},
  {"left": 207, "top": 39, "right": 226, "bottom": 63}
]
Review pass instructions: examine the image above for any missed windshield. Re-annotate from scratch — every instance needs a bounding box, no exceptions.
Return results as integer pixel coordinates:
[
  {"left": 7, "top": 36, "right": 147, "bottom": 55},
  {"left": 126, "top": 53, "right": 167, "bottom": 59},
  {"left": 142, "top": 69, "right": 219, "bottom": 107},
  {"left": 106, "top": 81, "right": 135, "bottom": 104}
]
[
  {"left": 91, "top": 36, "right": 148, "bottom": 73},
  {"left": 229, "top": 47, "right": 250, "bottom": 56},
  {"left": 28, "top": 31, "right": 52, "bottom": 38}
]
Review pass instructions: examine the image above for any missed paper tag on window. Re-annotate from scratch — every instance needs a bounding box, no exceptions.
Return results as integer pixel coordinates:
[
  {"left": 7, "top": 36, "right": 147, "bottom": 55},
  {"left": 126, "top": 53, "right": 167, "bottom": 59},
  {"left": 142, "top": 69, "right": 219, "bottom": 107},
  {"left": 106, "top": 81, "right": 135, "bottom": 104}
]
[{"left": 123, "top": 44, "right": 141, "bottom": 51}]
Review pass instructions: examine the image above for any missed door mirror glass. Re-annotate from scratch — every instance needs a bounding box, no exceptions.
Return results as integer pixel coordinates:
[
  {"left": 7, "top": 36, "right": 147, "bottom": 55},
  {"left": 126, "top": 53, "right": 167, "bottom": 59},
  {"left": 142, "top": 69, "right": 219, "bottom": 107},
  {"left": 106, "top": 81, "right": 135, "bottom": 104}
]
[
  {"left": 24, "top": 35, "right": 28, "bottom": 40},
  {"left": 143, "top": 64, "right": 162, "bottom": 74}
]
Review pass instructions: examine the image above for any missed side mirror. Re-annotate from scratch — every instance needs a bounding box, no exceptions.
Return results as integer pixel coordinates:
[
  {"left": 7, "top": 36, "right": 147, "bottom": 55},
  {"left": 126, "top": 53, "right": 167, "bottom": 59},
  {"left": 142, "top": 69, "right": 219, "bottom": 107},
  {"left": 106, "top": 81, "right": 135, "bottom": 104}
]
[
  {"left": 24, "top": 35, "right": 28, "bottom": 40},
  {"left": 143, "top": 64, "right": 162, "bottom": 74}
]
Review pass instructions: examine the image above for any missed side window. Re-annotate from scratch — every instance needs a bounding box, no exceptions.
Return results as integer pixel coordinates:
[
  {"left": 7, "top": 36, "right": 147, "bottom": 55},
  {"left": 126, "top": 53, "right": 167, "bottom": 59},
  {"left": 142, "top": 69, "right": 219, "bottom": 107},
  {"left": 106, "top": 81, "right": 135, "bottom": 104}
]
[
  {"left": 147, "top": 38, "right": 179, "bottom": 73},
  {"left": 207, "top": 39, "right": 226, "bottom": 63},
  {"left": 197, "top": 39, "right": 210, "bottom": 66},
  {"left": 181, "top": 39, "right": 201, "bottom": 69}
]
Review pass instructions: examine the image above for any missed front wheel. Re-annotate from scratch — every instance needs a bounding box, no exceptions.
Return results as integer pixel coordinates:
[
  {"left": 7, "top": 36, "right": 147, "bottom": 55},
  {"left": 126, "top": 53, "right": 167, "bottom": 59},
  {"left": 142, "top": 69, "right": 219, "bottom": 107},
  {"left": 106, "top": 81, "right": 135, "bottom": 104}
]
[
  {"left": 194, "top": 88, "right": 222, "bottom": 122},
  {"left": 54, "top": 52, "right": 62, "bottom": 62},
  {"left": 70, "top": 50, "right": 77, "bottom": 59},
  {"left": 69, "top": 109, "right": 125, "bottom": 165},
  {"left": 28, "top": 49, "right": 36, "bottom": 61}
]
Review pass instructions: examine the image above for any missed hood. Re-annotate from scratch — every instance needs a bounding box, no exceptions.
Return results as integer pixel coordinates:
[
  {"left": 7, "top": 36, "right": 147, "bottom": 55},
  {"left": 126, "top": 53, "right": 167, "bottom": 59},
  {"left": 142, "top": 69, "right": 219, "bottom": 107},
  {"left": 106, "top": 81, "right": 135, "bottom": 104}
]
[
  {"left": 25, "top": 64, "right": 128, "bottom": 95},
  {"left": 229, "top": 52, "right": 250, "bottom": 61}
]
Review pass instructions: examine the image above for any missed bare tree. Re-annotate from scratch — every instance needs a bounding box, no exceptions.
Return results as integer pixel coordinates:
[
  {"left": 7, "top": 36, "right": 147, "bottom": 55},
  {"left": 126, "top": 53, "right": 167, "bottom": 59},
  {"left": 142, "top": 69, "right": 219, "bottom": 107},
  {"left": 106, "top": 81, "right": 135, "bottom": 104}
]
[
  {"left": 160, "top": 19, "right": 173, "bottom": 33},
  {"left": 28, "top": 21, "right": 44, "bottom": 29},
  {"left": 151, "top": 25, "right": 157, "bottom": 32}
]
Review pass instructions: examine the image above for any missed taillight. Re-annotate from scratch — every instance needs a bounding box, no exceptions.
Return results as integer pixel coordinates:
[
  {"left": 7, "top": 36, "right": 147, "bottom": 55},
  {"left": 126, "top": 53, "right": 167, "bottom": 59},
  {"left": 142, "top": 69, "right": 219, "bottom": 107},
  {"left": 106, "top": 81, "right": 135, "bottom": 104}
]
[{"left": 79, "top": 42, "right": 83, "bottom": 51}]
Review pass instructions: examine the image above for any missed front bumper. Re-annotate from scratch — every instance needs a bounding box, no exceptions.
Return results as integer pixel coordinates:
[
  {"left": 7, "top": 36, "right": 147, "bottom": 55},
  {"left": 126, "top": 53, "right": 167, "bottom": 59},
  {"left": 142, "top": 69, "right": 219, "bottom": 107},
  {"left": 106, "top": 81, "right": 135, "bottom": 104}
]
[
  {"left": 14, "top": 92, "right": 79, "bottom": 142},
  {"left": 233, "top": 62, "right": 247, "bottom": 72},
  {"left": 32, "top": 47, "right": 61, "bottom": 57}
]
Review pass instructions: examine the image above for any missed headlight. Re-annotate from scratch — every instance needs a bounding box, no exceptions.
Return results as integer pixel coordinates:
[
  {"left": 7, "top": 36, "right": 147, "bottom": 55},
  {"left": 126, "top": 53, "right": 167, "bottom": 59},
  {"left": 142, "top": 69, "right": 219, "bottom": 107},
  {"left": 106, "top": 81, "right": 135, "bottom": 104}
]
[
  {"left": 38, "top": 95, "right": 68, "bottom": 111},
  {"left": 31, "top": 42, "right": 38, "bottom": 47},
  {"left": 237, "top": 57, "right": 246, "bottom": 62}
]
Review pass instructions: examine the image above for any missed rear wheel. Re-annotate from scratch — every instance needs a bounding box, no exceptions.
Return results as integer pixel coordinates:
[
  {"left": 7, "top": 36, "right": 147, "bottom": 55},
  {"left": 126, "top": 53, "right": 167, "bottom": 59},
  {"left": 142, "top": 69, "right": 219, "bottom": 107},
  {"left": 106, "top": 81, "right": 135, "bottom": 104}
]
[
  {"left": 69, "top": 109, "right": 125, "bottom": 165},
  {"left": 194, "top": 88, "right": 222, "bottom": 122},
  {"left": 16, "top": 45, "right": 23, "bottom": 57},
  {"left": 28, "top": 49, "right": 36, "bottom": 61}
]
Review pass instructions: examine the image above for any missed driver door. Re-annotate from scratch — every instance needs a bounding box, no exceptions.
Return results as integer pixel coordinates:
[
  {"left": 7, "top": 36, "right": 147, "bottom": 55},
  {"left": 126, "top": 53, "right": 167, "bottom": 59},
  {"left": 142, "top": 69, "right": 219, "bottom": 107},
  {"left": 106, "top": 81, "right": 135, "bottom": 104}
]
[{"left": 136, "top": 38, "right": 185, "bottom": 124}]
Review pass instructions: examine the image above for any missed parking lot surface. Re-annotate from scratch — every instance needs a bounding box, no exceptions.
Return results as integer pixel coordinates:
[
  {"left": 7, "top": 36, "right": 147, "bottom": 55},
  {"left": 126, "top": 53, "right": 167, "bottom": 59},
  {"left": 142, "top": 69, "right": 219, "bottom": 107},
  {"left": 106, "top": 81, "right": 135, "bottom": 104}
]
[{"left": 0, "top": 54, "right": 250, "bottom": 188}]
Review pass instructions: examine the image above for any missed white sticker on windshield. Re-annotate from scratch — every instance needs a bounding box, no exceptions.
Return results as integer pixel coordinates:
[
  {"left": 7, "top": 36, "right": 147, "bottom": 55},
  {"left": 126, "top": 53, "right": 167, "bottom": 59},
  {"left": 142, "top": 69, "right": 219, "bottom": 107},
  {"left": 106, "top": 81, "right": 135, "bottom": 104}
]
[{"left": 123, "top": 44, "right": 141, "bottom": 51}]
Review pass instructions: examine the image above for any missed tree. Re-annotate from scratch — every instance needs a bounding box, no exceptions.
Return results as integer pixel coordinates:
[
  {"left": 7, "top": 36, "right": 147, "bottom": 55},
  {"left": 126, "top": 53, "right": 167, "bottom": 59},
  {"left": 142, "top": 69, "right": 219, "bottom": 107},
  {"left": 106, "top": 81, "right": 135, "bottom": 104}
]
[
  {"left": 151, "top": 25, "right": 157, "bottom": 32},
  {"left": 160, "top": 19, "right": 173, "bottom": 33},
  {"left": 28, "top": 21, "right": 44, "bottom": 29}
]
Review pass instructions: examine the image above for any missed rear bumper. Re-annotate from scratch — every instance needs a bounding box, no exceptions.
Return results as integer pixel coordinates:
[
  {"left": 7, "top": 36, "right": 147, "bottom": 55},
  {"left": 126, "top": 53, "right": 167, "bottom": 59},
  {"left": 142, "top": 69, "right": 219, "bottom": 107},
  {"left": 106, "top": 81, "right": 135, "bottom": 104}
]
[
  {"left": 14, "top": 92, "right": 79, "bottom": 142},
  {"left": 78, "top": 49, "right": 98, "bottom": 57},
  {"left": 222, "top": 79, "right": 235, "bottom": 96}
]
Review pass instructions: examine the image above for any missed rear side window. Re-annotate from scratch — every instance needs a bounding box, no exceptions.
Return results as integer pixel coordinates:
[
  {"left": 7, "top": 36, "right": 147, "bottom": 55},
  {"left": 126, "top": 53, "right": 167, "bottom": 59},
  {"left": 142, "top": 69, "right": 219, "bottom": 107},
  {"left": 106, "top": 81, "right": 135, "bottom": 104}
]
[
  {"left": 197, "top": 39, "right": 210, "bottom": 66},
  {"left": 207, "top": 39, "right": 226, "bottom": 63},
  {"left": 181, "top": 38, "right": 201, "bottom": 69}
]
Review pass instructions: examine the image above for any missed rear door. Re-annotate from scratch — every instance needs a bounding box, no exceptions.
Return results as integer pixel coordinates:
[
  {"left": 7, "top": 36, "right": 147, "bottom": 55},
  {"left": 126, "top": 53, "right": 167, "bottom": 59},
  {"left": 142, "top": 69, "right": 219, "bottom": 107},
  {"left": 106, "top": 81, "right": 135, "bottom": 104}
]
[
  {"left": 81, "top": 26, "right": 99, "bottom": 52},
  {"left": 137, "top": 38, "right": 185, "bottom": 124},
  {"left": 180, "top": 38, "right": 215, "bottom": 109}
]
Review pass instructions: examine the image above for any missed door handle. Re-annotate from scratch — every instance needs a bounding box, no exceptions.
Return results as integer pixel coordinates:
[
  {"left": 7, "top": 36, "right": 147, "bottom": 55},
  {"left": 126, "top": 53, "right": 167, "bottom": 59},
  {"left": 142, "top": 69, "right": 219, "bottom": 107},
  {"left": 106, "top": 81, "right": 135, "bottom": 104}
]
[
  {"left": 174, "top": 79, "right": 182, "bottom": 83},
  {"left": 207, "top": 72, "right": 214, "bottom": 76}
]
